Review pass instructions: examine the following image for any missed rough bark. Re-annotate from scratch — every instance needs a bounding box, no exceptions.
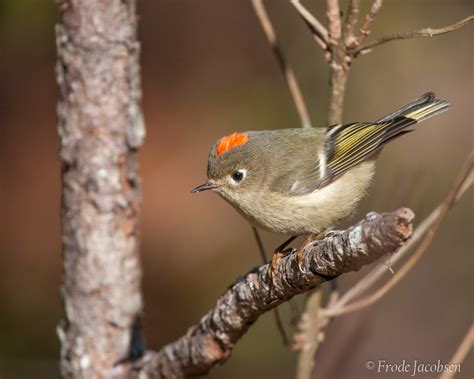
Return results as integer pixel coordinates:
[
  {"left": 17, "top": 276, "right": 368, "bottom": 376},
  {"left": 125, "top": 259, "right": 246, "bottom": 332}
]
[
  {"left": 56, "top": 1, "right": 145, "bottom": 378},
  {"left": 132, "top": 208, "right": 414, "bottom": 378}
]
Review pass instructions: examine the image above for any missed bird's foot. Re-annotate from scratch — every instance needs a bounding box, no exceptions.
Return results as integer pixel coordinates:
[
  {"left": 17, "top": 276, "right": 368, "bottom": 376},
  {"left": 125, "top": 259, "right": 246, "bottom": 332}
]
[{"left": 268, "top": 236, "right": 296, "bottom": 280}]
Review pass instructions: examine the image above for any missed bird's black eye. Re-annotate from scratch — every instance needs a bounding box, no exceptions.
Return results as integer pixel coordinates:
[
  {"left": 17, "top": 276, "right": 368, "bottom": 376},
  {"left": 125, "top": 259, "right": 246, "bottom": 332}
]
[{"left": 231, "top": 170, "right": 244, "bottom": 182}]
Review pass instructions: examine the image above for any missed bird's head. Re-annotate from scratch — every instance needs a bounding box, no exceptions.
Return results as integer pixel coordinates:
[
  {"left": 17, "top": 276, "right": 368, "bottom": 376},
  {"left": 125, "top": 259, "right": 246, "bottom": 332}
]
[{"left": 192, "top": 132, "right": 264, "bottom": 202}]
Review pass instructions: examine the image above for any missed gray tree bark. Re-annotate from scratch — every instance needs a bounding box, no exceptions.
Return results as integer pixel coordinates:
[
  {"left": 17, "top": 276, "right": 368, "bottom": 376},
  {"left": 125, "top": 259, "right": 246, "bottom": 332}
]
[{"left": 55, "top": 1, "right": 145, "bottom": 378}]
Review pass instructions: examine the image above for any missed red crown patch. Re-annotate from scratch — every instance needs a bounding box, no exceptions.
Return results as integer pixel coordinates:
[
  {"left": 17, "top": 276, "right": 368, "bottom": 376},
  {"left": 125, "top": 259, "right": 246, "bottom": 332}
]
[{"left": 216, "top": 132, "right": 249, "bottom": 156}]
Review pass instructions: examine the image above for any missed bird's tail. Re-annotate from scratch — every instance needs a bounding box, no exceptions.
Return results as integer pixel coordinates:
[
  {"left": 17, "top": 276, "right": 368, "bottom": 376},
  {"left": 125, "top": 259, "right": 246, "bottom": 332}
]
[
  {"left": 373, "top": 92, "right": 450, "bottom": 146},
  {"left": 376, "top": 92, "right": 450, "bottom": 123}
]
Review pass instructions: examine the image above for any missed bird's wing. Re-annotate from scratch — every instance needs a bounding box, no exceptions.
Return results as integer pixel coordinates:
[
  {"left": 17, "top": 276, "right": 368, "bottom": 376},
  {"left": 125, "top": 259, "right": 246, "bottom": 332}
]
[{"left": 270, "top": 120, "right": 415, "bottom": 196}]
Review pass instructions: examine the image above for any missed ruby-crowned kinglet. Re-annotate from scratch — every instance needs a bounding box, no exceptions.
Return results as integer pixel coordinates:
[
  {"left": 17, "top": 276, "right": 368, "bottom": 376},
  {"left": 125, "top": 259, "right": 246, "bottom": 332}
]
[{"left": 192, "top": 92, "right": 449, "bottom": 237}]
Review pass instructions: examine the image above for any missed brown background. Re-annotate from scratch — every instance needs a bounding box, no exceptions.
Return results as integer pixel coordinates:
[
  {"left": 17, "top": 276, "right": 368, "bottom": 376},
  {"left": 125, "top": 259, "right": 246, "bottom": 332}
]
[{"left": 0, "top": 1, "right": 472, "bottom": 378}]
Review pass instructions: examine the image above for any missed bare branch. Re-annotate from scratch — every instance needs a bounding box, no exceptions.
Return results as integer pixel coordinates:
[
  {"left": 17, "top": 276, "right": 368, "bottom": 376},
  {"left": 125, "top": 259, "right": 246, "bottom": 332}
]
[
  {"left": 251, "top": 0, "right": 312, "bottom": 128},
  {"left": 439, "top": 325, "right": 474, "bottom": 379},
  {"left": 290, "top": 0, "right": 330, "bottom": 54},
  {"left": 323, "top": 153, "right": 473, "bottom": 317},
  {"left": 353, "top": 0, "right": 383, "bottom": 47},
  {"left": 351, "top": 15, "right": 474, "bottom": 56},
  {"left": 326, "top": 0, "right": 342, "bottom": 46},
  {"left": 132, "top": 209, "right": 414, "bottom": 377}
]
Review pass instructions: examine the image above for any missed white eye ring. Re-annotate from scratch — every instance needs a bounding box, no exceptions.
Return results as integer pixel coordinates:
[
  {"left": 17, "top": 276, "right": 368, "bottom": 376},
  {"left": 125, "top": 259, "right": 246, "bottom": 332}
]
[{"left": 230, "top": 169, "right": 247, "bottom": 184}]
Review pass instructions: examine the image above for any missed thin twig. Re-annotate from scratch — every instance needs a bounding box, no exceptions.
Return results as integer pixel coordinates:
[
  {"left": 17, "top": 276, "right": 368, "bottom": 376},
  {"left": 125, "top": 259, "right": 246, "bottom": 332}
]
[
  {"left": 351, "top": 15, "right": 474, "bottom": 56},
  {"left": 273, "top": 308, "right": 291, "bottom": 346},
  {"left": 439, "top": 325, "right": 474, "bottom": 379},
  {"left": 251, "top": 226, "right": 291, "bottom": 346},
  {"left": 343, "top": 0, "right": 360, "bottom": 47},
  {"left": 290, "top": 0, "right": 329, "bottom": 53},
  {"left": 353, "top": 0, "right": 383, "bottom": 47},
  {"left": 252, "top": 226, "right": 268, "bottom": 262},
  {"left": 326, "top": 0, "right": 342, "bottom": 46},
  {"left": 323, "top": 153, "right": 473, "bottom": 317},
  {"left": 251, "top": 0, "right": 312, "bottom": 128}
]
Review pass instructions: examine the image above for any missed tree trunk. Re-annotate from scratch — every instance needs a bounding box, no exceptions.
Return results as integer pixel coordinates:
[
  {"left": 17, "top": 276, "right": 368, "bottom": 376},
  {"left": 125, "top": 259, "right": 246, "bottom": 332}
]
[{"left": 55, "top": 1, "right": 145, "bottom": 378}]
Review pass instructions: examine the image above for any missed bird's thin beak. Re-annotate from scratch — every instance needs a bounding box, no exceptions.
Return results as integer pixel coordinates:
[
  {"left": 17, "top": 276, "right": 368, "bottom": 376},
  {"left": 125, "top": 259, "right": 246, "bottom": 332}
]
[{"left": 191, "top": 181, "right": 220, "bottom": 193}]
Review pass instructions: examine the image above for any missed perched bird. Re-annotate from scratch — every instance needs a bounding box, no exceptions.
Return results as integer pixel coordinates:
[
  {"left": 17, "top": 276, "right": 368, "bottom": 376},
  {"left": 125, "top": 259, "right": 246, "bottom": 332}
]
[{"left": 192, "top": 92, "right": 449, "bottom": 270}]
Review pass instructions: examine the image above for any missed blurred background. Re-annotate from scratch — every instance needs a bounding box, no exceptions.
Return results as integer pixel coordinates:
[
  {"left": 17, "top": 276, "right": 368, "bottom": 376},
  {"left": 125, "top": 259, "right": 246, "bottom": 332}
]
[{"left": 0, "top": 1, "right": 472, "bottom": 378}]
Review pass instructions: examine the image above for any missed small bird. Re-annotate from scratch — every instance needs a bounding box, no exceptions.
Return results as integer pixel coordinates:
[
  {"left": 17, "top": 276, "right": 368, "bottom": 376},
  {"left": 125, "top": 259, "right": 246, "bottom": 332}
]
[{"left": 192, "top": 92, "right": 449, "bottom": 271}]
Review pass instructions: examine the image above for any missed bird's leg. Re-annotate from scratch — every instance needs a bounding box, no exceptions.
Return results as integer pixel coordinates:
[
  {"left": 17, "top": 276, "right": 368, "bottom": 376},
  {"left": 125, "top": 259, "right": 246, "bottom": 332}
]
[
  {"left": 268, "top": 236, "right": 297, "bottom": 279},
  {"left": 295, "top": 232, "right": 323, "bottom": 271}
]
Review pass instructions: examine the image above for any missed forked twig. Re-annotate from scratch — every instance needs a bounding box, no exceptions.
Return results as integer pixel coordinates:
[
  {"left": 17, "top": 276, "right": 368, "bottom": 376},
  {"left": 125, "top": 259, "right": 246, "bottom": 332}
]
[
  {"left": 251, "top": 0, "right": 312, "bottom": 128},
  {"left": 351, "top": 15, "right": 474, "bottom": 56}
]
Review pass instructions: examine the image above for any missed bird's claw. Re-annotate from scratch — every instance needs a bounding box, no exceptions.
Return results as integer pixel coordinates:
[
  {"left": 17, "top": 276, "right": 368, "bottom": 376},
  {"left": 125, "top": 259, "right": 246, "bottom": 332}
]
[
  {"left": 294, "top": 232, "right": 322, "bottom": 272},
  {"left": 267, "top": 251, "right": 283, "bottom": 280},
  {"left": 295, "top": 248, "right": 305, "bottom": 272}
]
